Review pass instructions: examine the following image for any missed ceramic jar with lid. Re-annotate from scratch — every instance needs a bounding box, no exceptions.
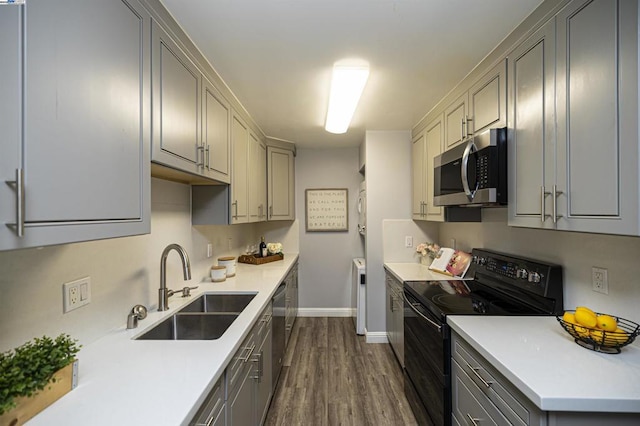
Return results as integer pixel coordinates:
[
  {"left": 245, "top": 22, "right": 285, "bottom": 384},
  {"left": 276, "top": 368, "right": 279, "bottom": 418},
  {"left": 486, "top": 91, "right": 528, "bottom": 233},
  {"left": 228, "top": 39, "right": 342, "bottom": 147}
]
[
  {"left": 210, "top": 266, "right": 227, "bottom": 282},
  {"left": 218, "top": 256, "right": 236, "bottom": 277}
]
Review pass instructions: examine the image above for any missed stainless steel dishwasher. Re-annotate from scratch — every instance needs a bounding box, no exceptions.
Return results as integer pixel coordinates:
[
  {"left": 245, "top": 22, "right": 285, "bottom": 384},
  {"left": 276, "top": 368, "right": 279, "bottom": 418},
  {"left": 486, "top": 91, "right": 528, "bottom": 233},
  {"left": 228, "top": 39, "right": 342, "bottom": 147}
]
[{"left": 271, "top": 282, "right": 286, "bottom": 388}]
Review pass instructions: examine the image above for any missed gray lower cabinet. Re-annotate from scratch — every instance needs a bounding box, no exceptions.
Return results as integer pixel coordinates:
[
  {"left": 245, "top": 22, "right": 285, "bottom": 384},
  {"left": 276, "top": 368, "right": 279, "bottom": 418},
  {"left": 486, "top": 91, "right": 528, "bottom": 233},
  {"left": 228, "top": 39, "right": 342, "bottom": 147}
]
[
  {"left": 193, "top": 303, "right": 272, "bottom": 426},
  {"left": 385, "top": 271, "right": 404, "bottom": 367},
  {"left": 190, "top": 377, "right": 225, "bottom": 426},
  {"left": 452, "top": 331, "right": 640, "bottom": 426},
  {"left": 508, "top": 0, "right": 640, "bottom": 236},
  {"left": 0, "top": 0, "right": 150, "bottom": 251},
  {"left": 284, "top": 263, "right": 298, "bottom": 346}
]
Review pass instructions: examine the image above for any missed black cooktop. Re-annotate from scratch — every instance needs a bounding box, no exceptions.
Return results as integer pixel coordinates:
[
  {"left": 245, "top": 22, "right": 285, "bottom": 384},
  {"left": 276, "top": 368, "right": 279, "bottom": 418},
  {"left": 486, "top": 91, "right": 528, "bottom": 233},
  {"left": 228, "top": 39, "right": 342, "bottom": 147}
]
[{"left": 404, "top": 248, "right": 564, "bottom": 319}]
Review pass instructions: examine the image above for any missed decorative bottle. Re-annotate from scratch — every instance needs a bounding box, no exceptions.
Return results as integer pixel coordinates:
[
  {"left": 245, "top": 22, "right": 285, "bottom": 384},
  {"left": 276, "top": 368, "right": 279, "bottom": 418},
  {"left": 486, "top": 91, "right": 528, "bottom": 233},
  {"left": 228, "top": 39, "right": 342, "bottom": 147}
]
[{"left": 259, "top": 236, "right": 267, "bottom": 258}]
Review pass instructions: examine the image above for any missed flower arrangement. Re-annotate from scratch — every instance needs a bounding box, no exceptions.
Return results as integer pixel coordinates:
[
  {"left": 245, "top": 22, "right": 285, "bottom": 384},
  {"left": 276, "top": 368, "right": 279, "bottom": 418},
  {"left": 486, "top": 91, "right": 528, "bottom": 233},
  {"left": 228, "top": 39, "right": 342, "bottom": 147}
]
[
  {"left": 416, "top": 242, "right": 440, "bottom": 259},
  {"left": 266, "top": 242, "right": 283, "bottom": 255}
]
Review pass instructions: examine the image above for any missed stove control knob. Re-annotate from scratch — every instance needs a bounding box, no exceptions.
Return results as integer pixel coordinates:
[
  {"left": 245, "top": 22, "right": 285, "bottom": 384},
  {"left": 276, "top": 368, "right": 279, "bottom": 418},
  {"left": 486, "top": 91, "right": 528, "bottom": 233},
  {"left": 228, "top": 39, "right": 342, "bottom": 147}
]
[
  {"left": 516, "top": 269, "right": 528, "bottom": 279},
  {"left": 528, "top": 272, "right": 541, "bottom": 283},
  {"left": 477, "top": 257, "right": 487, "bottom": 265}
]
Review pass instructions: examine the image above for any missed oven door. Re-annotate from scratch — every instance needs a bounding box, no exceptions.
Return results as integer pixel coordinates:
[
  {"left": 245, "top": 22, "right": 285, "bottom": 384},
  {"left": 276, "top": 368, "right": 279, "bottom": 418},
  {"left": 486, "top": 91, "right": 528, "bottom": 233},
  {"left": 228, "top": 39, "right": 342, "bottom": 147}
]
[{"left": 403, "top": 289, "right": 451, "bottom": 426}]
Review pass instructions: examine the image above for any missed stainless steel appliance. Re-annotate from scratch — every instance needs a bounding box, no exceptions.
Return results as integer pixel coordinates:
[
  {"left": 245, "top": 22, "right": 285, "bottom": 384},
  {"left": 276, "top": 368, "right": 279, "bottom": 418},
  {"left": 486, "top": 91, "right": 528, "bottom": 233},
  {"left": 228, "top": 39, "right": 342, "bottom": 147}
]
[
  {"left": 434, "top": 127, "right": 507, "bottom": 207},
  {"left": 403, "top": 249, "right": 563, "bottom": 426},
  {"left": 272, "top": 283, "right": 286, "bottom": 388}
]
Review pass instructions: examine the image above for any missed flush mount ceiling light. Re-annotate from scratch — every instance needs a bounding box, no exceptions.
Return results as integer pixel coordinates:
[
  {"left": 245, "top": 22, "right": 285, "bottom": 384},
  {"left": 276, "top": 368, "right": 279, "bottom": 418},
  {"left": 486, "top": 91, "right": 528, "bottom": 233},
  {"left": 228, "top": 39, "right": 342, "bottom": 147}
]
[{"left": 324, "top": 63, "right": 370, "bottom": 134}]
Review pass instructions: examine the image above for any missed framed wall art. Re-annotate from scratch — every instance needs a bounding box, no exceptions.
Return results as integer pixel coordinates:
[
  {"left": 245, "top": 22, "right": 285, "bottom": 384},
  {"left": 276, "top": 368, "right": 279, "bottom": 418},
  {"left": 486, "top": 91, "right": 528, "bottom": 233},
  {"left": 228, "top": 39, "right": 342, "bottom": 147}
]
[{"left": 305, "top": 188, "right": 348, "bottom": 232}]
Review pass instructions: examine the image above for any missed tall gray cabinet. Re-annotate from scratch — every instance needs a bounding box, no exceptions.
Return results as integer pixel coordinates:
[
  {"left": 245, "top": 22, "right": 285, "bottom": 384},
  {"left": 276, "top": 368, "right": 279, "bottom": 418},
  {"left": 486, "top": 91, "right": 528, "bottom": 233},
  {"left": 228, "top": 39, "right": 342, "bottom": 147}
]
[
  {"left": 0, "top": 0, "right": 150, "bottom": 251},
  {"left": 508, "top": 0, "right": 640, "bottom": 236}
]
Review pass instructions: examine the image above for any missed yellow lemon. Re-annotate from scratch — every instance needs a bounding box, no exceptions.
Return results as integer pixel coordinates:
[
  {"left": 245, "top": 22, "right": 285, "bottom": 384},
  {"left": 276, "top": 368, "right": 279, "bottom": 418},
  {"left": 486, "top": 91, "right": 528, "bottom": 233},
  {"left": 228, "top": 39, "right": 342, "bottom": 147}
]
[
  {"left": 596, "top": 314, "right": 618, "bottom": 332},
  {"left": 575, "top": 309, "right": 597, "bottom": 328},
  {"left": 575, "top": 306, "right": 597, "bottom": 317},
  {"left": 609, "top": 328, "right": 629, "bottom": 345},
  {"left": 562, "top": 311, "right": 576, "bottom": 324}
]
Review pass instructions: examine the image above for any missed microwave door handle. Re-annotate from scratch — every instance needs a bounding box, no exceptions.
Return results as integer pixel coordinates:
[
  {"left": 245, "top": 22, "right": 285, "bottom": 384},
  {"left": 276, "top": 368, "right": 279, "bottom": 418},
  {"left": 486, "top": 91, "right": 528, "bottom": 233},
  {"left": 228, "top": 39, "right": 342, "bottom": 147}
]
[{"left": 461, "top": 139, "right": 477, "bottom": 201}]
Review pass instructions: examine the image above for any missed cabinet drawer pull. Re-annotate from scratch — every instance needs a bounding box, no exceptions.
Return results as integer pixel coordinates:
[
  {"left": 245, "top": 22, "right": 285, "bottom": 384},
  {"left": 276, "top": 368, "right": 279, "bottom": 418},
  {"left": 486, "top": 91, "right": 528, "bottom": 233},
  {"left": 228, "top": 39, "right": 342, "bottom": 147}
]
[
  {"left": 5, "top": 168, "right": 25, "bottom": 237},
  {"left": 238, "top": 342, "right": 255, "bottom": 362},
  {"left": 463, "top": 359, "right": 493, "bottom": 388},
  {"left": 540, "top": 186, "right": 551, "bottom": 223},
  {"left": 466, "top": 413, "right": 481, "bottom": 426}
]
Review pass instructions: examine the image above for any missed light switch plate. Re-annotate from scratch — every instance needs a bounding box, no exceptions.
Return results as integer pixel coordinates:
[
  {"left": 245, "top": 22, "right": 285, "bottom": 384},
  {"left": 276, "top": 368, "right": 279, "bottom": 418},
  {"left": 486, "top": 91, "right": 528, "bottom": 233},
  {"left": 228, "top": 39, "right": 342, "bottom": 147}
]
[{"left": 405, "top": 236, "right": 413, "bottom": 248}]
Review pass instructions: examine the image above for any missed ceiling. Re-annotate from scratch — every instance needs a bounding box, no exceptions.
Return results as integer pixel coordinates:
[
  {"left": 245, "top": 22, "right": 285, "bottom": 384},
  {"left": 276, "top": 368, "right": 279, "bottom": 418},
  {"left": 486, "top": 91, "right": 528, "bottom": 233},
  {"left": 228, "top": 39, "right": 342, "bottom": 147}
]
[{"left": 160, "top": 0, "right": 543, "bottom": 148}]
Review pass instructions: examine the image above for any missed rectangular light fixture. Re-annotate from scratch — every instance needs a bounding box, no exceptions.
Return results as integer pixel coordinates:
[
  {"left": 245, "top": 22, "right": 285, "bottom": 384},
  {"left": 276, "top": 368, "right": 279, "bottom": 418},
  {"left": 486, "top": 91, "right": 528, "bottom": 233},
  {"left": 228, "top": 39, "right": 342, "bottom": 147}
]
[{"left": 325, "top": 64, "right": 370, "bottom": 134}]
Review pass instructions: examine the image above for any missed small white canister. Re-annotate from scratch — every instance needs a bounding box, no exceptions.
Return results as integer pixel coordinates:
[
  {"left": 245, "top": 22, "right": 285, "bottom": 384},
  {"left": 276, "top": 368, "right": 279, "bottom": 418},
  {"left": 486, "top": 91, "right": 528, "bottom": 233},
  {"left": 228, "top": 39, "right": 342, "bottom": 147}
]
[
  {"left": 210, "top": 266, "right": 227, "bottom": 282},
  {"left": 218, "top": 256, "right": 236, "bottom": 278}
]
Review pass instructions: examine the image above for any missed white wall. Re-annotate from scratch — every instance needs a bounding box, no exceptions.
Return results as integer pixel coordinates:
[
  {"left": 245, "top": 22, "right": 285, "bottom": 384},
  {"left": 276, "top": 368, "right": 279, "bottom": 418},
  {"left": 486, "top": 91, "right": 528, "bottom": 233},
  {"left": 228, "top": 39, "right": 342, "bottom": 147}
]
[
  {"left": 364, "top": 130, "right": 412, "bottom": 334},
  {"left": 293, "top": 147, "right": 364, "bottom": 314},
  {"left": 0, "top": 179, "right": 258, "bottom": 352},
  {"left": 439, "top": 208, "right": 640, "bottom": 322},
  {"left": 383, "top": 219, "right": 439, "bottom": 263}
]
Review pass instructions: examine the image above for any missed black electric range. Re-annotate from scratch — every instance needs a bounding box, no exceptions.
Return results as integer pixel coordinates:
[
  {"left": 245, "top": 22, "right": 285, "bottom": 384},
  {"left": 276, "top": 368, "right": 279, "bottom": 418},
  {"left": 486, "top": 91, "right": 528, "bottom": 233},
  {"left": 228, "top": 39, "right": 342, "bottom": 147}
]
[{"left": 403, "top": 248, "right": 564, "bottom": 426}]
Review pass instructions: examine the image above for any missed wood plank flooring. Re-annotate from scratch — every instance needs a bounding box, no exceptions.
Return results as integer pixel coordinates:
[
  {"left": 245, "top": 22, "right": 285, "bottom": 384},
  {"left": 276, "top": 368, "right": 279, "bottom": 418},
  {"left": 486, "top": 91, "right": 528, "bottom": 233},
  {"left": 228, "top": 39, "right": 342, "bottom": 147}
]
[{"left": 265, "top": 317, "right": 417, "bottom": 426}]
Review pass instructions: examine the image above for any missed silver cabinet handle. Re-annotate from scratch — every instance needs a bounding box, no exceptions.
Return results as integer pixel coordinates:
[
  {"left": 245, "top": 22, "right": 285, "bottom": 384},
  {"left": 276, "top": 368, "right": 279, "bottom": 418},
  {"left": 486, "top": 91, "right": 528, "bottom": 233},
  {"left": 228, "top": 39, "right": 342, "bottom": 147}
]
[
  {"left": 541, "top": 186, "right": 550, "bottom": 223},
  {"left": 239, "top": 342, "right": 256, "bottom": 362},
  {"left": 5, "top": 168, "right": 25, "bottom": 237},
  {"left": 402, "top": 293, "right": 442, "bottom": 332},
  {"left": 461, "top": 117, "right": 465, "bottom": 142},
  {"left": 251, "top": 351, "right": 263, "bottom": 382},
  {"left": 461, "top": 139, "right": 478, "bottom": 201},
  {"left": 205, "top": 145, "right": 210, "bottom": 170},
  {"left": 466, "top": 413, "right": 481, "bottom": 426},
  {"left": 269, "top": 205, "right": 273, "bottom": 219},
  {"left": 462, "top": 359, "right": 493, "bottom": 389},
  {"left": 232, "top": 200, "right": 238, "bottom": 219},
  {"left": 552, "top": 185, "right": 563, "bottom": 223},
  {"left": 196, "top": 145, "right": 205, "bottom": 168},
  {"left": 466, "top": 115, "right": 473, "bottom": 137}
]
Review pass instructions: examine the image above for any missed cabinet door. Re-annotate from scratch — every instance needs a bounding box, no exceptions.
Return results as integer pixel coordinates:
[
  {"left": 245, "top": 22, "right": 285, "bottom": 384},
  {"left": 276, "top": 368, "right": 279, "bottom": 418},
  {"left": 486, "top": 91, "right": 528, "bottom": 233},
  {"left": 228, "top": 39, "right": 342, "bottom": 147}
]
[
  {"left": 1, "top": 0, "right": 150, "bottom": 251},
  {"left": 267, "top": 146, "right": 295, "bottom": 221},
  {"left": 555, "top": 0, "right": 639, "bottom": 235},
  {"left": 255, "top": 327, "right": 272, "bottom": 425},
  {"left": 228, "top": 364, "right": 255, "bottom": 426},
  {"left": 444, "top": 93, "right": 469, "bottom": 149},
  {"left": 469, "top": 59, "right": 507, "bottom": 134},
  {"left": 411, "top": 132, "right": 426, "bottom": 220},
  {"left": 425, "top": 115, "right": 445, "bottom": 221},
  {"left": 231, "top": 113, "right": 249, "bottom": 223},
  {"left": 151, "top": 20, "right": 201, "bottom": 174},
  {"left": 202, "top": 76, "right": 231, "bottom": 184},
  {"left": 507, "top": 20, "right": 556, "bottom": 230},
  {"left": 248, "top": 134, "right": 266, "bottom": 222}
]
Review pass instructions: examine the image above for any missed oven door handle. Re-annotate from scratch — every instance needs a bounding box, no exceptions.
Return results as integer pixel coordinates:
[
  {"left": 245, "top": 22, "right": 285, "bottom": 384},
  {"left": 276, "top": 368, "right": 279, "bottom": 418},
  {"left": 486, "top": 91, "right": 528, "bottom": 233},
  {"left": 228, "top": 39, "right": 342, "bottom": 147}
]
[
  {"left": 403, "top": 293, "right": 442, "bottom": 333},
  {"left": 461, "top": 139, "right": 478, "bottom": 201}
]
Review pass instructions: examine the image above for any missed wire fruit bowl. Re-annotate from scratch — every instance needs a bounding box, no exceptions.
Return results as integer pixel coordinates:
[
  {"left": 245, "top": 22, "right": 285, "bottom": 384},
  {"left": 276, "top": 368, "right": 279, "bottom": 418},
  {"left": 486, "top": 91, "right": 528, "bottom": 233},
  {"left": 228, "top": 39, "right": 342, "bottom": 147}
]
[{"left": 557, "top": 311, "right": 640, "bottom": 354}]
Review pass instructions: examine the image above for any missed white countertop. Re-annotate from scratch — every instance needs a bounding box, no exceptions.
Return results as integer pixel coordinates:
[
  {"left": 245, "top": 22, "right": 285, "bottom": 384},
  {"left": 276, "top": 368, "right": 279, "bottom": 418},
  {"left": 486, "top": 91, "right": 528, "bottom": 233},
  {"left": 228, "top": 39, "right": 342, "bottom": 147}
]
[
  {"left": 27, "top": 254, "right": 298, "bottom": 426},
  {"left": 448, "top": 315, "right": 640, "bottom": 413},
  {"left": 384, "top": 262, "right": 466, "bottom": 282}
]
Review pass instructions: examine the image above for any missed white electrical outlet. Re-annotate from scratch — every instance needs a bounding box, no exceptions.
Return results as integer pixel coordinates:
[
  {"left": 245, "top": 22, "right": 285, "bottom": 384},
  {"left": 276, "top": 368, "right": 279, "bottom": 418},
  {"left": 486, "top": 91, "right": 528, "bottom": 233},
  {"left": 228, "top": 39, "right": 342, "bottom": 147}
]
[
  {"left": 592, "top": 267, "right": 609, "bottom": 295},
  {"left": 405, "top": 236, "right": 413, "bottom": 248},
  {"left": 63, "top": 277, "right": 91, "bottom": 313},
  {"left": 207, "top": 243, "right": 213, "bottom": 258}
]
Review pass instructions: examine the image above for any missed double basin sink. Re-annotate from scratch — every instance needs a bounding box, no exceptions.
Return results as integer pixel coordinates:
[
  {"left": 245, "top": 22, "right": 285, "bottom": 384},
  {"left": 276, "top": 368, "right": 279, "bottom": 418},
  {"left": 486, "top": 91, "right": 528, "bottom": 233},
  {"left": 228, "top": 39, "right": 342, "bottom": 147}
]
[{"left": 136, "top": 293, "right": 256, "bottom": 341}]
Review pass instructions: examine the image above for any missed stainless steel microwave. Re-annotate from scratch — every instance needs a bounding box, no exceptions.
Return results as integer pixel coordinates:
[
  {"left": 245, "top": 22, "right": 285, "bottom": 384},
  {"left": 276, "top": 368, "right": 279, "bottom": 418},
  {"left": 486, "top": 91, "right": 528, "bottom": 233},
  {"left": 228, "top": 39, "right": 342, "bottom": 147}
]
[{"left": 433, "top": 127, "right": 507, "bottom": 207}]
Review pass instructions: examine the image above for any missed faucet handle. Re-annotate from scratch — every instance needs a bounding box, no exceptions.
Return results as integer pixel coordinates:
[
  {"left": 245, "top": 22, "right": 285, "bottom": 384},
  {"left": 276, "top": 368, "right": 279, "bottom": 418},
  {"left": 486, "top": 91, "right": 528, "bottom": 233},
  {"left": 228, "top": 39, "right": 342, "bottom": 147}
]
[
  {"left": 168, "top": 286, "right": 199, "bottom": 298},
  {"left": 126, "top": 304, "right": 148, "bottom": 329}
]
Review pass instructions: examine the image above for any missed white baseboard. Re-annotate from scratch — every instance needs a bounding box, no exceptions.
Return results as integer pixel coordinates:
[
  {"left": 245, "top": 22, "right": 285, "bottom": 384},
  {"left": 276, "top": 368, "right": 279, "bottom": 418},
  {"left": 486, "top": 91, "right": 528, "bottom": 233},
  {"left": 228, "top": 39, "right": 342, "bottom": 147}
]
[
  {"left": 297, "top": 308, "right": 354, "bottom": 317},
  {"left": 365, "top": 331, "right": 389, "bottom": 344}
]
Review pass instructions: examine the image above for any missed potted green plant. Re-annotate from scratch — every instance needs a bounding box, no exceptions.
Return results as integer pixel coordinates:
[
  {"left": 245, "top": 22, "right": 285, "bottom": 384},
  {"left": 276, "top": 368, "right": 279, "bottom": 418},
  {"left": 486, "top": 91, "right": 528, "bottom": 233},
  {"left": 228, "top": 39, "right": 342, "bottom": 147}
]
[{"left": 0, "top": 334, "right": 80, "bottom": 425}]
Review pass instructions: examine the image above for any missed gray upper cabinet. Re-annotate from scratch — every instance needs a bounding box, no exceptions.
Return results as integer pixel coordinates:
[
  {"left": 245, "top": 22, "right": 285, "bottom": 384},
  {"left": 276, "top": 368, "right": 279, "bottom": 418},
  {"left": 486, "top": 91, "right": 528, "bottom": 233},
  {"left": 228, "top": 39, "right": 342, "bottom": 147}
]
[
  {"left": 444, "top": 93, "right": 469, "bottom": 149},
  {"left": 412, "top": 116, "right": 444, "bottom": 222},
  {"left": 151, "top": 20, "right": 201, "bottom": 175},
  {"left": 509, "top": 0, "right": 640, "bottom": 236},
  {"left": 231, "top": 112, "right": 249, "bottom": 224},
  {"left": 469, "top": 59, "right": 507, "bottom": 135},
  {"left": 248, "top": 133, "right": 267, "bottom": 223},
  {"left": 267, "top": 146, "right": 295, "bottom": 221},
  {"left": 507, "top": 20, "right": 556, "bottom": 230},
  {"left": 554, "top": 0, "right": 639, "bottom": 235},
  {"left": 1, "top": 0, "right": 150, "bottom": 251},
  {"left": 202, "top": 76, "right": 231, "bottom": 184}
]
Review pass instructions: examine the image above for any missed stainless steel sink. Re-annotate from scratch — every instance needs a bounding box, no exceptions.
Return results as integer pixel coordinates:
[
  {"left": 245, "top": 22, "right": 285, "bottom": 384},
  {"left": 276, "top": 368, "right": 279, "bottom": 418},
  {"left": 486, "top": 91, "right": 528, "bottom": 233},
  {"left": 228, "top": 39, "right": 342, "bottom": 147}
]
[
  {"left": 136, "top": 313, "right": 238, "bottom": 340},
  {"left": 178, "top": 293, "right": 256, "bottom": 313}
]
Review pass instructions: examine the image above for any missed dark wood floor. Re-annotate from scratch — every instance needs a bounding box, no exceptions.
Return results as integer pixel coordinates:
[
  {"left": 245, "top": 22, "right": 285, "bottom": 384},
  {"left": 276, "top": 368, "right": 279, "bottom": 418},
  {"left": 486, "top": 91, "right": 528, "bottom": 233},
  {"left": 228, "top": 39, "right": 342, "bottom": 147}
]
[{"left": 265, "top": 317, "right": 417, "bottom": 426}]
